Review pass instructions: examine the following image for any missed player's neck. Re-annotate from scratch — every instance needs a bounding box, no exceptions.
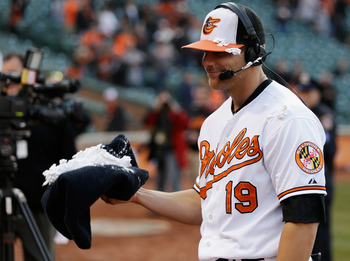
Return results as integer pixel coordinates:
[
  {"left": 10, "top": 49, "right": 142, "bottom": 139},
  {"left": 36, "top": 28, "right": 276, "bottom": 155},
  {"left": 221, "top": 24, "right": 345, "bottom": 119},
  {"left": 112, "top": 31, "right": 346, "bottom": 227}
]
[{"left": 229, "top": 69, "right": 267, "bottom": 112}]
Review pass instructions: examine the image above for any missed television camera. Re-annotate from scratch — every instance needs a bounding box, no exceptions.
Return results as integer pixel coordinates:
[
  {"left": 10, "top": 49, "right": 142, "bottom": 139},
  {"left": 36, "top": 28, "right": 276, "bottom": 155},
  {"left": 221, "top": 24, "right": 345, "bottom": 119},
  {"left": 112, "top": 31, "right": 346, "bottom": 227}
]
[
  {"left": 0, "top": 49, "right": 84, "bottom": 179},
  {"left": 0, "top": 74, "right": 83, "bottom": 135}
]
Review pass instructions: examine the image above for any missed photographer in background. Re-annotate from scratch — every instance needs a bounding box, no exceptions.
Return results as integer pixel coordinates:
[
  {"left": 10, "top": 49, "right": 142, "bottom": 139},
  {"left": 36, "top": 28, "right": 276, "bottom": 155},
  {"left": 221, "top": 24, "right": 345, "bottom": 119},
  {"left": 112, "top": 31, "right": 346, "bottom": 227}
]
[
  {"left": 2, "top": 52, "right": 78, "bottom": 261},
  {"left": 145, "top": 90, "right": 188, "bottom": 192}
]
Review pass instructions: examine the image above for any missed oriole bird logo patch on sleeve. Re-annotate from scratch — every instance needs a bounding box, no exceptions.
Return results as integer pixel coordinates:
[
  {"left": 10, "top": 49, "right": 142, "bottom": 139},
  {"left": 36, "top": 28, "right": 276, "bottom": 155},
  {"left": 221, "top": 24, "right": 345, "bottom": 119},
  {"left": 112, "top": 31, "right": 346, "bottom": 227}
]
[
  {"left": 295, "top": 142, "right": 323, "bottom": 174},
  {"left": 203, "top": 17, "right": 221, "bottom": 35}
]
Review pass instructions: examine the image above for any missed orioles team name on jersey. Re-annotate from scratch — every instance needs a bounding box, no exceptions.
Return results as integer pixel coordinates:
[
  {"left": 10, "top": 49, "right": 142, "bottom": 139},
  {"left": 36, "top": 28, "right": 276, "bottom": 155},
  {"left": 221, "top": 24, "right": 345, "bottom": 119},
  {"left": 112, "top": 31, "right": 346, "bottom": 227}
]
[{"left": 199, "top": 128, "right": 263, "bottom": 199}]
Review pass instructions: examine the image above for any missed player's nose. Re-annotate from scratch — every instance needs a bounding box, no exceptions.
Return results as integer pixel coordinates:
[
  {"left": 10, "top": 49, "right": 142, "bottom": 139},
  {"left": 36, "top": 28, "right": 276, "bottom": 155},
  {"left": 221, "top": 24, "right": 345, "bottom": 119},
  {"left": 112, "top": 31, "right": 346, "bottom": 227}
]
[{"left": 202, "top": 51, "right": 217, "bottom": 69}]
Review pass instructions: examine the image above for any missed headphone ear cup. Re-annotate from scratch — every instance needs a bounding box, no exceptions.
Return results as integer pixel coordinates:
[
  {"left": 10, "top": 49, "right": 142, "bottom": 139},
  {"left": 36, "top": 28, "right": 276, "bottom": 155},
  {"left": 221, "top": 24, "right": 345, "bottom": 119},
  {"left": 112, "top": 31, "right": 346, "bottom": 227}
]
[
  {"left": 245, "top": 45, "right": 267, "bottom": 65},
  {"left": 244, "top": 46, "right": 258, "bottom": 63}
]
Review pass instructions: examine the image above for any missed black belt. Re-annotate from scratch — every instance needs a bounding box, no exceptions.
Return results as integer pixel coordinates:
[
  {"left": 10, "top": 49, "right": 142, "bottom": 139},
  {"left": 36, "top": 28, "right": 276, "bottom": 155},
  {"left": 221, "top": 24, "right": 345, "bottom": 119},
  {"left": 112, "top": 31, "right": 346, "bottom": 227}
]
[{"left": 216, "top": 259, "right": 264, "bottom": 261}]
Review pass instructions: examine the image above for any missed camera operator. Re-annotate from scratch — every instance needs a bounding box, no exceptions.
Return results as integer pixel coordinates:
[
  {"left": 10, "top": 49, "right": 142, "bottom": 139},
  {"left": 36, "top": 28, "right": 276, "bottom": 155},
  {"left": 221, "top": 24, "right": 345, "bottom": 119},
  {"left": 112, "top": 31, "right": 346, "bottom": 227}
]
[
  {"left": 2, "top": 52, "right": 78, "bottom": 261},
  {"left": 2, "top": 53, "right": 24, "bottom": 96}
]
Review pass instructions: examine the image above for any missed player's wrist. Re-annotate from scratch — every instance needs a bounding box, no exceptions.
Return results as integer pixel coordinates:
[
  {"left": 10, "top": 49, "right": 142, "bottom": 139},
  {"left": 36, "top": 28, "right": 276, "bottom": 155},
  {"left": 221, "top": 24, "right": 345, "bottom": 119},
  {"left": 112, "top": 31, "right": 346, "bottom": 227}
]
[{"left": 130, "top": 188, "right": 143, "bottom": 204}]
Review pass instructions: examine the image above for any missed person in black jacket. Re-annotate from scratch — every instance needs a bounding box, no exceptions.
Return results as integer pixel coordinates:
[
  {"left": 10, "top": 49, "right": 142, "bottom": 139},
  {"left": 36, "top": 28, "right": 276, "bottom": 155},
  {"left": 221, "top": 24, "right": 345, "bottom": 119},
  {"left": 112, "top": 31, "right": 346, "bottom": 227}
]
[{"left": 2, "top": 52, "right": 78, "bottom": 261}]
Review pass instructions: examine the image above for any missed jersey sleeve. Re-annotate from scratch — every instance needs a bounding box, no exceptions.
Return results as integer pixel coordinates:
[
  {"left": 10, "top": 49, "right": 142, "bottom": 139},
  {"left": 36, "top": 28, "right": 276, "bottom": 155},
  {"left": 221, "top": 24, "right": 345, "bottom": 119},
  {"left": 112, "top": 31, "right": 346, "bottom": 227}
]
[
  {"left": 281, "top": 194, "right": 326, "bottom": 222},
  {"left": 263, "top": 116, "right": 327, "bottom": 202}
]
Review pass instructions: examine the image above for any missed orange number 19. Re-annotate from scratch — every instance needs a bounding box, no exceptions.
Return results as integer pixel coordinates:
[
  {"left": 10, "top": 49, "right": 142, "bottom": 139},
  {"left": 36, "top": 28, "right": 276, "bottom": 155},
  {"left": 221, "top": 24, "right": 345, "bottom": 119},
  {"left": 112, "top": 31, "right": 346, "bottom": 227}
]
[{"left": 226, "top": 181, "right": 258, "bottom": 214}]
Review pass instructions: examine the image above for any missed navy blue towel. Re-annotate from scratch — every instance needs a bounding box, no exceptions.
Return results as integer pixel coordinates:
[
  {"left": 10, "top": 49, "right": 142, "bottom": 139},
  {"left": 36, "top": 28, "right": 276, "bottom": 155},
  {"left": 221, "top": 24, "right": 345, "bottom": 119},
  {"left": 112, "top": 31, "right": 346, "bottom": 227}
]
[{"left": 41, "top": 134, "right": 149, "bottom": 249}]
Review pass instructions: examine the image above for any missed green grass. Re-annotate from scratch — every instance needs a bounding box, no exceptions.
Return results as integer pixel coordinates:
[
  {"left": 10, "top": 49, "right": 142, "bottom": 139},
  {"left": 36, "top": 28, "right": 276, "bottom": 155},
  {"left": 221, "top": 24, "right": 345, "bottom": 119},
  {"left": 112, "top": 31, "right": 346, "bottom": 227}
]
[{"left": 332, "top": 181, "right": 350, "bottom": 261}]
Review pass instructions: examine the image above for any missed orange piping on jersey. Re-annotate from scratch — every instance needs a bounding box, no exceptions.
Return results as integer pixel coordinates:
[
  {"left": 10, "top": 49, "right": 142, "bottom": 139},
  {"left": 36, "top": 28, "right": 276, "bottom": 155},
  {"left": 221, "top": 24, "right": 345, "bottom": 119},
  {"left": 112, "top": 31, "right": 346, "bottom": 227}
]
[
  {"left": 278, "top": 186, "right": 326, "bottom": 200},
  {"left": 194, "top": 181, "right": 200, "bottom": 190},
  {"left": 199, "top": 128, "right": 263, "bottom": 199}
]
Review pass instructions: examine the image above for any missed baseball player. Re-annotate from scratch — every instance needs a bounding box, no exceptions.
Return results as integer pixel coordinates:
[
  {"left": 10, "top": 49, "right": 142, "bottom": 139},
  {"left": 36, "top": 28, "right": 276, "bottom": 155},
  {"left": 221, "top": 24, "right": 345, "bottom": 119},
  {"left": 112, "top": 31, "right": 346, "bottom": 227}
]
[{"left": 103, "top": 2, "right": 326, "bottom": 261}]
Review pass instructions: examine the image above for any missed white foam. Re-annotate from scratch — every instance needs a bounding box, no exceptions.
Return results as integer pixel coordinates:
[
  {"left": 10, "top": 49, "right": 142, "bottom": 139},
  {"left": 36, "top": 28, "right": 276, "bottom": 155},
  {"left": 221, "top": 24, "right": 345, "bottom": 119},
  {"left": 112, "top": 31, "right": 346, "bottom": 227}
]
[
  {"left": 42, "top": 144, "right": 131, "bottom": 186},
  {"left": 225, "top": 48, "right": 241, "bottom": 55}
]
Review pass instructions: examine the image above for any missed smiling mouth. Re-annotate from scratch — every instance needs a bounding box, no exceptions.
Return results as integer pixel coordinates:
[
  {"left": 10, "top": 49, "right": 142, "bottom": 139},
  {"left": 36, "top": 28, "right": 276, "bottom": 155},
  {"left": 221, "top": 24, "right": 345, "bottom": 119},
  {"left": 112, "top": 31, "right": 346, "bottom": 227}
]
[{"left": 206, "top": 69, "right": 222, "bottom": 78}]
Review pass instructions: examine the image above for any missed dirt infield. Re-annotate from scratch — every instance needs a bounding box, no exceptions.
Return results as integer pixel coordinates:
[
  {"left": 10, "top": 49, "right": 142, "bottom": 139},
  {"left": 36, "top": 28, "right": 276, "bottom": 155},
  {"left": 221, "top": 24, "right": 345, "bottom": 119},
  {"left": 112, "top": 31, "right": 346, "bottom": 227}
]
[{"left": 55, "top": 202, "right": 201, "bottom": 261}]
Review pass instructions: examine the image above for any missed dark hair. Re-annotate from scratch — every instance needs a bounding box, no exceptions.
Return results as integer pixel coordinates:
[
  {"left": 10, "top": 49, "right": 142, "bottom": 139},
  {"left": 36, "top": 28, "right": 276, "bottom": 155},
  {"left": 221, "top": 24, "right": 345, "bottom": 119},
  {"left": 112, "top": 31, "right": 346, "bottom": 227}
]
[
  {"left": 235, "top": 4, "right": 265, "bottom": 46},
  {"left": 3, "top": 52, "right": 25, "bottom": 65}
]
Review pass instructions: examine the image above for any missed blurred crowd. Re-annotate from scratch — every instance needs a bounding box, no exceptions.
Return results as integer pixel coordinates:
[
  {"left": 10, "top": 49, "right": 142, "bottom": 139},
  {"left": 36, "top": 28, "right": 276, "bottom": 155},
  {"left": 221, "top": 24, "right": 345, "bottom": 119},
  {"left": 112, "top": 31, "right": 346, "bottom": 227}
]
[
  {"left": 275, "top": 0, "right": 350, "bottom": 43},
  {"left": 60, "top": 0, "right": 203, "bottom": 92},
  {"left": 7, "top": 0, "right": 350, "bottom": 94},
  {"left": 59, "top": 0, "right": 350, "bottom": 93},
  {"left": 269, "top": 57, "right": 349, "bottom": 113}
]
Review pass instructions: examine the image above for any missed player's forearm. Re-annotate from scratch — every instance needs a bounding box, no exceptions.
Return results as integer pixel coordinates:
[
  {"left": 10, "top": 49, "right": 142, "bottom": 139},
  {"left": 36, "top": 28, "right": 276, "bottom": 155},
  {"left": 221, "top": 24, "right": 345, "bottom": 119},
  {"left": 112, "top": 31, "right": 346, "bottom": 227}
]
[
  {"left": 277, "top": 222, "right": 319, "bottom": 261},
  {"left": 131, "top": 188, "right": 202, "bottom": 225}
]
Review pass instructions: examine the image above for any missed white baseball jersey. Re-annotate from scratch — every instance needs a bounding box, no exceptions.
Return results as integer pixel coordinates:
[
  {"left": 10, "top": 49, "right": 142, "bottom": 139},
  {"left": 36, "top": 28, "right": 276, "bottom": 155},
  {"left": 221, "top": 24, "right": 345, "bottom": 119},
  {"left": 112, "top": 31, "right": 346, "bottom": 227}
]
[{"left": 194, "top": 80, "right": 326, "bottom": 261}]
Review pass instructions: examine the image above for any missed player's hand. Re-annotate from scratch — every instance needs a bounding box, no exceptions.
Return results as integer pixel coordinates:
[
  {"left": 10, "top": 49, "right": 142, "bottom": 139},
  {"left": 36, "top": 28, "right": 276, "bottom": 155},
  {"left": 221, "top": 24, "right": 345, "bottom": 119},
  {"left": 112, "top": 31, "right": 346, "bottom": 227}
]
[{"left": 101, "top": 195, "right": 129, "bottom": 205}]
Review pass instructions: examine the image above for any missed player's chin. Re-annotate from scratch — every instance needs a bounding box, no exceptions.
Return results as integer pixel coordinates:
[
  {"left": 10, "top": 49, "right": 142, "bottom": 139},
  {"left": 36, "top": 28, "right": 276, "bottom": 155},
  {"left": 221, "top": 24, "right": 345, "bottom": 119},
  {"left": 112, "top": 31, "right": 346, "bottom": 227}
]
[{"left": 208, "top": 77, "right": 224, "bottom": 89}]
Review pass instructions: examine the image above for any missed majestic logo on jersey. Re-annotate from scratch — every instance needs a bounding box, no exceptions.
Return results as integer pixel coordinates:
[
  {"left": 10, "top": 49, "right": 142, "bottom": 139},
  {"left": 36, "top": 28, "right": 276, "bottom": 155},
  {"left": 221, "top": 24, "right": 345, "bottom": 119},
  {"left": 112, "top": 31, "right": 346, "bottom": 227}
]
[
  {"left": 203, "top": 17, "right": 221, "bottom": 35},
  {"left": 199, "top": 128, "right": 262, "bottom": 199},
  {"left": 295, "top": 142, "right": 323, "bottom": 174}
]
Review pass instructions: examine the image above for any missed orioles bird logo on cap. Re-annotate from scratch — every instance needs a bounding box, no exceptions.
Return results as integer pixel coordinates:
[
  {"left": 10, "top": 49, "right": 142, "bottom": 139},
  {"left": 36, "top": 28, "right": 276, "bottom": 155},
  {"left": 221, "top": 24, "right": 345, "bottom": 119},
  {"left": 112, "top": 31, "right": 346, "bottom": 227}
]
[{"left": 203, "top": 16, "right": 221, "bottom": 35}]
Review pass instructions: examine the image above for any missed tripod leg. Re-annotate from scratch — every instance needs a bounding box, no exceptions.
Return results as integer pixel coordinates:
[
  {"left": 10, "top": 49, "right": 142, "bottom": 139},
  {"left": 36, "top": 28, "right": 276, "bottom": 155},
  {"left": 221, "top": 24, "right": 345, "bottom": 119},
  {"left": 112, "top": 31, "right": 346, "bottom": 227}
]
[
  {"left": 0, "top": 193, "right": 16, "bottom": 261},
  {"left": 12, "top": 188, "right": 53, "bottom": 261}
]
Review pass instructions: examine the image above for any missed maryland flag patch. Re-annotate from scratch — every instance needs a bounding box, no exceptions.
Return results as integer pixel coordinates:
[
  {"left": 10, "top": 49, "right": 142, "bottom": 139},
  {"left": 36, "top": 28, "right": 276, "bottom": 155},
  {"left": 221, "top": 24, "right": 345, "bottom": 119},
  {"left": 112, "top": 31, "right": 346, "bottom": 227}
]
[{"left": 295, "top": 142, "right": 323, "bottom": 174}]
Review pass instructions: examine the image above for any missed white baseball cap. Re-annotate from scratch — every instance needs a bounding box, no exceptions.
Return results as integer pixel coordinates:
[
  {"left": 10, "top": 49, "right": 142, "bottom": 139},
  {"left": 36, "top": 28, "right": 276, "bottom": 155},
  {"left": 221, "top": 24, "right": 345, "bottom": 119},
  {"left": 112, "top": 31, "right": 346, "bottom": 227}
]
[{"left": 182, "top": 4, "right": 265, "bottom": 53}]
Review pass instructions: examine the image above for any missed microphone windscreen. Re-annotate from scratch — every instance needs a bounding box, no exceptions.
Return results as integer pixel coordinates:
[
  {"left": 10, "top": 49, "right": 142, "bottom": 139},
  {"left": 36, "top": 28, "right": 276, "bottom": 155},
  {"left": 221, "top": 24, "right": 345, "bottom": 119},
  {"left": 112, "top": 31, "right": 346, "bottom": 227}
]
[{"left": 219, "top": 70, "right": 234, "bottom": 80}]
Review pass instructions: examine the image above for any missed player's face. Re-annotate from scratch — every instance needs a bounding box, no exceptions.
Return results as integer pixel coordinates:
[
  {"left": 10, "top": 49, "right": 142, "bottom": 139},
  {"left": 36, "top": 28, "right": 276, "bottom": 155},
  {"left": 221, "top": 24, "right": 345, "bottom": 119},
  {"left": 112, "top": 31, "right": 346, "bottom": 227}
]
[{"left": 202, "top": 49, "right": 246, "bottom": 90}]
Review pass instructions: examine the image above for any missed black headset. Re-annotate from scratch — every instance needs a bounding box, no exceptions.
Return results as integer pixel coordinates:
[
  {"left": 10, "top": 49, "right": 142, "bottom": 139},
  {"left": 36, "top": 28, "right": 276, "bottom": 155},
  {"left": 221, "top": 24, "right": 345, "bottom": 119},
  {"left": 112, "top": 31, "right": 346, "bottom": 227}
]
[
  {"left": 216, "top": 3, "right": 307, "bottom": 103},
  {"left": 215, "top": 2, "right": 267, "bottom": 65}
]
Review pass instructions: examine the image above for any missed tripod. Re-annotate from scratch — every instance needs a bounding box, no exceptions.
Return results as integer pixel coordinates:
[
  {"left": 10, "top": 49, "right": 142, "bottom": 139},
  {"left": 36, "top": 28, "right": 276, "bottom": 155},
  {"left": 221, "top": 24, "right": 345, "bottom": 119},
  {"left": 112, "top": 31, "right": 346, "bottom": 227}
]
[{"left": 0, "top": 155, "right": 52, "bottom": 261}]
